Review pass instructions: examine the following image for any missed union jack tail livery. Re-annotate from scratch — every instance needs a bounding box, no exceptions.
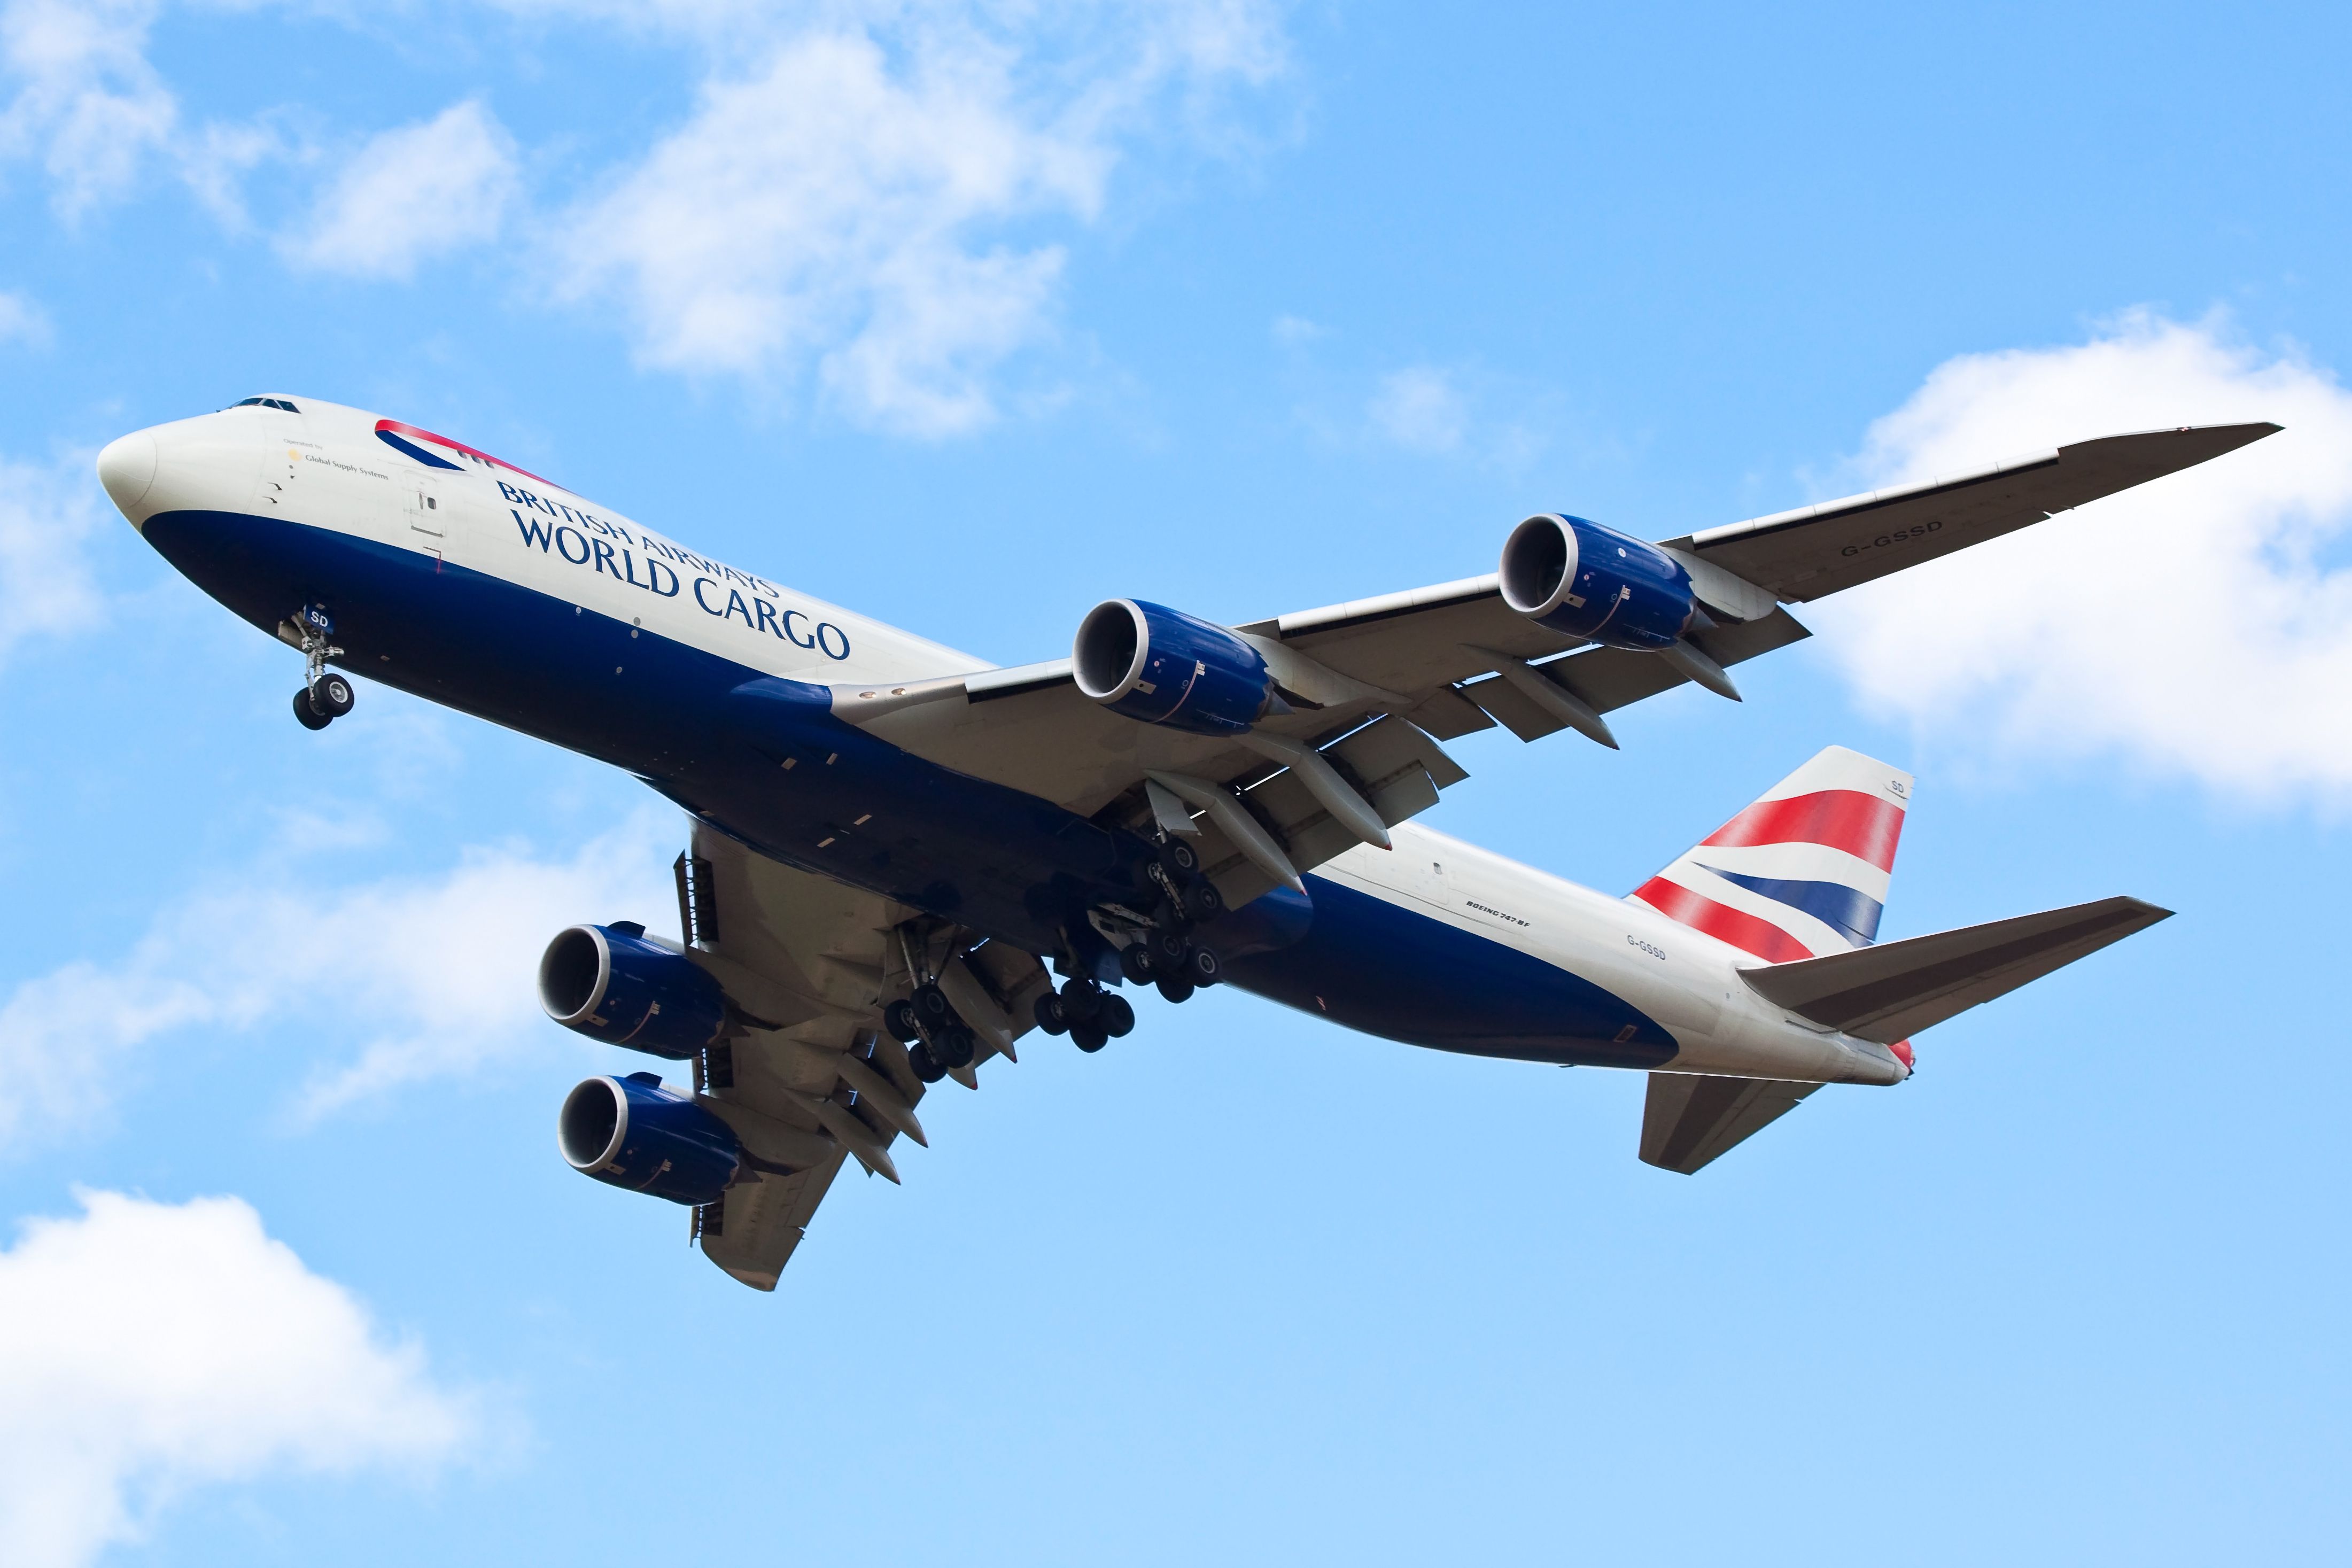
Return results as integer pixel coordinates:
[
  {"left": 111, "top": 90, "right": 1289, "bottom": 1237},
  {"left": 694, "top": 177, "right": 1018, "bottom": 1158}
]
[{"left": 1631, "top": 745, "right": 1911, "bottom": 964}]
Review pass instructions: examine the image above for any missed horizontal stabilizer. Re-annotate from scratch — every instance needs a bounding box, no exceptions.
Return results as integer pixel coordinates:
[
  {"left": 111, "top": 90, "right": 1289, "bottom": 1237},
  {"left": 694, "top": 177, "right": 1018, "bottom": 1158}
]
[
  {"left": 1738, "top": 896, "right": 2170, "bottom": 1043},
  {"left": 1640, "top": 1073, "right": 1820, "bottom": 1174}
]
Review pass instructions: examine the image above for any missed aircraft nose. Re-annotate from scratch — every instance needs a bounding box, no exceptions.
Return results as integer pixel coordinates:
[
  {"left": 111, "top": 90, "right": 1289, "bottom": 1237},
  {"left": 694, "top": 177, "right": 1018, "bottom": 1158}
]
[{"left": 97, "top": 429, "right": 159, "bottom": 517}]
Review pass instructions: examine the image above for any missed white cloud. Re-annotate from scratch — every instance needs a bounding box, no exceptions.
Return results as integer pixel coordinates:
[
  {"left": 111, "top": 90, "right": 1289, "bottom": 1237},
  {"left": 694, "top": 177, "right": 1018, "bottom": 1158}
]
[
  {"left": 282, "top": 100, "right": 520, "bottom": 280},
  {"left": 0, "top": 0, "right": 288, "bottom": 223},
  {"left": 0, "top": 449, "right": 108, "bottom": 662},
  {"left": 1358, "top": 361, "right": 1547, "bottom": 468},
  {"left": 558, "top": 3, "right": 1284, "bottom": 434},
  {"left": 0, "top": 0, "right": 175, "bottom": 218},
  {"left": 1270, "top": 312, "right": 1323, "bottom": 346},
  {"left": 1368, "top": 364, "right": 1468, "bottom": 453},
  {"left": 0, "top": 1189, "right": 472, "bottom": 1568},
  {"left": 1810, "top": 312, "right": 2352, "bottom": 803},
  {"left": 0, "top": 811, "right": 678, "bottom": 1141},
  {"left": 0, "top": 287, "right": 50, "bottom": 345}
]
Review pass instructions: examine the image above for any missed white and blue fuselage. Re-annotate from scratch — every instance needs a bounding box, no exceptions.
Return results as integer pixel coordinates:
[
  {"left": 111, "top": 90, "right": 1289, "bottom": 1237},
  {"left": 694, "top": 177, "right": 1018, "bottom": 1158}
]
[{"left": 97, "top": 395, "right": 1908, "bottom": 1090}]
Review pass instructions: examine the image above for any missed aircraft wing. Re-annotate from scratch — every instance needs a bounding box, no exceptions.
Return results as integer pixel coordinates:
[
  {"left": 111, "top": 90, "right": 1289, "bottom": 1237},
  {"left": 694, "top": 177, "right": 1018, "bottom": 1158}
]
[
  {"left": 835, "top": 423, "right": 2271, "bottom": 907},
  {"left": 678, "top": 820, "right": 1050, "bottom": 1290},
  {"left": 1659, "top": 423, "right": 2279, "bottom": 601}
]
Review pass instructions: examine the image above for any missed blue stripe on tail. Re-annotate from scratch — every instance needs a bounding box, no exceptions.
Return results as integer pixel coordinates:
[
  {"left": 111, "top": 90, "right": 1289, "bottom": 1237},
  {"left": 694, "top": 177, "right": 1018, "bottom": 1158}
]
[{"left": 1696, "top": 864, "right": 1885, "bottom": 948}]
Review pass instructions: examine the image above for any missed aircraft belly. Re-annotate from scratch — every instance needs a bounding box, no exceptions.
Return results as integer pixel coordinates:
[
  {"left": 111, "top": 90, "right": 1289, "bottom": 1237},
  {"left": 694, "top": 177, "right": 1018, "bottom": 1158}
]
[{"left": 1224, "top": 875, "right": 1679, "bottom": 1068}]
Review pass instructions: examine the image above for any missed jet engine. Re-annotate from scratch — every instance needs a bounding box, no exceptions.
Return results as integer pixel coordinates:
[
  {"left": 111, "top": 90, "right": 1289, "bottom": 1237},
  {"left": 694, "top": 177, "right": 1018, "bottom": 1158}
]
[
  {"left": 1498, "top": 514, "right": 1698, "bottom": 651},
  {"left": 539, "top": 922, "right": 729, "bottom": 1059},
  {"left": 1073, "top": 598, "right": 1280, "bottom": 735},
  {"left": 559, "top": 1072, "right": 742, "bottom": 1206}
]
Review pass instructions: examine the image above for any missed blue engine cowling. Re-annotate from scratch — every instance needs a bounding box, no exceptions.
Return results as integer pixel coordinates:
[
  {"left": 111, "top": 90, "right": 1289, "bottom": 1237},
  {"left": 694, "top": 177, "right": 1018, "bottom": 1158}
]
[
  {"left": 1498, "top": 514, "right": 1698, "bottom": 650},
  {"left": 1072, "top": 598, "right": 1278, "bottom": 736},
  {"left": 559, "top": 1072, "right": 742, "bottom": 1206},
  {"left": 538, "top": 923, "right": 729, "bottom": 1059}
]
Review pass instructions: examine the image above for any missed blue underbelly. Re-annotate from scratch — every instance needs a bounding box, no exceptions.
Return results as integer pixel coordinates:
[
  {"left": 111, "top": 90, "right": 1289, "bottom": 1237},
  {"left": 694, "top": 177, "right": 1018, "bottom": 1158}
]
[{"left": 1225, "top": 875, "right": 1679, "bottom": 1068}]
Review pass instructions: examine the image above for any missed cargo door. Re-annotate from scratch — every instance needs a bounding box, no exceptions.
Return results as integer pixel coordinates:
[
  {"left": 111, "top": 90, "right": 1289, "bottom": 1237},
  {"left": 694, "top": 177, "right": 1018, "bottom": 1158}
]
[{"left": 403, "top": 479, "right": 447, "bottom": 556}]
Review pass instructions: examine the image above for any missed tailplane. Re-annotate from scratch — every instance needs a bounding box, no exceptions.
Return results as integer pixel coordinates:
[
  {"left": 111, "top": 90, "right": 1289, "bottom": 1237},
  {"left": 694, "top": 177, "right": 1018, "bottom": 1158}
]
[
  {"left": 1629, "top": 747, "right": 2173, "bottom": 1176},
  {"left": 1738, "top": 896, "right": 2171, "bottom": 1044}
]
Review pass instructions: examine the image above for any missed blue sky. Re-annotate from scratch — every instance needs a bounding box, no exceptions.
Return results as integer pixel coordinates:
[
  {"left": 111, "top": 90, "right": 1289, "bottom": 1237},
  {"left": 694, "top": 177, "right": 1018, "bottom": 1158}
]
[{"left": 4, "top": 2, "right": 2350, "bottom": 1563}]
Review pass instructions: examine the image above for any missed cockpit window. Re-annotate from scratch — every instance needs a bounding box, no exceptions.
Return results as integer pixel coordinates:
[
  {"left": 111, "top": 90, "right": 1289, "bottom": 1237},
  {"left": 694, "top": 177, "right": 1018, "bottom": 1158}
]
[{"left": 231, "top": 397, "right": 301, "bottom": 413}]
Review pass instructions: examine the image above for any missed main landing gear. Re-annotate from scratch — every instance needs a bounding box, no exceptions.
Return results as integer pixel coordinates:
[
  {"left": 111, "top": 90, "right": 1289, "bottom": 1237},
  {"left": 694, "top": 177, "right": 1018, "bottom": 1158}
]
[
  {"left": 1039, "top": 841, "right": 1225, "bottom": 1053},
  {"left": 885, "top": 982, "right": 979, "bottom": 1085},
  {"left": 1129, "top": 839, "right": 1226, "bottom": 1006},
  {"left": 1030, "top": 980, "right": 1137, "bottom": 1053},
  {"left": 288, "top": 603, "right": 355, "bottom": 732}
]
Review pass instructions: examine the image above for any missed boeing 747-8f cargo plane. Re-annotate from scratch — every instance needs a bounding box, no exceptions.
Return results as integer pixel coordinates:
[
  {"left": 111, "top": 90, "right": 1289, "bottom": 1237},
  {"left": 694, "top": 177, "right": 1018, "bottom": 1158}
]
[{"left": 95, "top": 397, "right": 2271, "bottom": 1287}]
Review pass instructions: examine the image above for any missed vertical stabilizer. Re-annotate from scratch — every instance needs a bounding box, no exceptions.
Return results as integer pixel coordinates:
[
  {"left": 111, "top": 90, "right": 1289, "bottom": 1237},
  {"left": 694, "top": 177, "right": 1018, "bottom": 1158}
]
[{"left": 1629, "top": 746, "right": 1912, "bottom": 964}]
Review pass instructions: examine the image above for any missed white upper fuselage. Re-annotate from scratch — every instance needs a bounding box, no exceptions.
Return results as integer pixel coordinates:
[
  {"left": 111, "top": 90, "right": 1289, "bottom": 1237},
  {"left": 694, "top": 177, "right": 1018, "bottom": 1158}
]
[{"left": 105, "top": 397, "right": 980, "bottom": 687}]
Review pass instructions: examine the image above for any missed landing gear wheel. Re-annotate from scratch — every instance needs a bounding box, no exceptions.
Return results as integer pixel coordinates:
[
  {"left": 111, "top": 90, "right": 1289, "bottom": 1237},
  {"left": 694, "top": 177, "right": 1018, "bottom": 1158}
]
[
  {"left": 1179, "top": 880, "right": 1224, "bottom": 923},
  {"left": 1156, "top": 975, "right": 1196, "bottom": 1006},
  {"left": 292, "top": 688, "right": 332, "bottom": 731},
  {"left": 314, "top": 673, "right": 355, "bottom": 717},
  {"left": 1098, "top": 992, "right": 1136, "bottom": 1038},
  {"left": 911, "top": 983, "right": 956, "bottom": 1029},
  {"left": 1159, "top": 841, "right": 1200, "bottom": 878},
  {"left": 908, "top": 1041, "right": 946, "bottom": 1083},
  {"left": 1071, "top": 1022, "right": 1110, "bottom": 1053},
  {"left": 934, "top": 1024, "right": 978, "bottom": 1070},
  {"left": 1117, "top": 944, "right": 1155, "bottom": 986},
  {"left": 1058, "top": 979, "right": 1104, "bottom": 1024},
  {"left": 1032, "top": 992, "right": 1069, "bottom": 1036},
  {"left": 1151, "top": 927, "right": 1190, "bottom": 969},
  {"left": 884, "top": 998, "right": 922, "bottom": 1043},
  {"left": 1185, "top": 944, "right": 1222, "bottom": 987}
]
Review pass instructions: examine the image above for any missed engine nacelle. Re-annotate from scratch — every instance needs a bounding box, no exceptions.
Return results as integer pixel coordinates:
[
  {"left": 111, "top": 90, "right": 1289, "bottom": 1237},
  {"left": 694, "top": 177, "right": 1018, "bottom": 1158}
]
[
  {"left": 1073, "top": 599, "right": 1278, "bottom": 736},
  {"left": 539, "top": 923, "right": 728, "bottom": 1059},
  {"left": 559, "top": 1073, "right": 742, "bottom": 1206},
  {"left": 1498, "top": 514, "right": 1697, "bottom": 651}
]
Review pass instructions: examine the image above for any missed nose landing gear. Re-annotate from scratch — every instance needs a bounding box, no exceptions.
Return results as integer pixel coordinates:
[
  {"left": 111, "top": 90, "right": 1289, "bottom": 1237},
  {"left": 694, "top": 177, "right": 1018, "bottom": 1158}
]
[{"left": 287, "top": 604, "right": 355, "bottom": 731}]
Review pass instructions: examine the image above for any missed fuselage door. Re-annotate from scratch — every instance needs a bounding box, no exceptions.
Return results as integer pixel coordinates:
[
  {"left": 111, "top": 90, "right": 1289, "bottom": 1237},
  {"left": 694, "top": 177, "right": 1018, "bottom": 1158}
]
[{"left": 405, "top": 481, "right": 445, "bottom": 542}]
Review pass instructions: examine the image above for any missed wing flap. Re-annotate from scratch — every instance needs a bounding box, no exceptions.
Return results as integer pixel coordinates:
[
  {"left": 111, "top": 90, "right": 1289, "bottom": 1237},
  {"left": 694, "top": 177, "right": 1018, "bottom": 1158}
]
[
  {"left": 1192, "top": 715, "right": 1468, "bottom": 907},
  {"left": 1457, "top": 608, "right": 1813, "bottom": 740},
  {"left": 681, "top": 821, "right": 1049, "bottom": 1290},
  {"left": 1639, "top": 1073, "right": 1820, "bottom": 1174},
  {"left": 1738, "top": 896, "right": 2171, "bottom": 1043}
]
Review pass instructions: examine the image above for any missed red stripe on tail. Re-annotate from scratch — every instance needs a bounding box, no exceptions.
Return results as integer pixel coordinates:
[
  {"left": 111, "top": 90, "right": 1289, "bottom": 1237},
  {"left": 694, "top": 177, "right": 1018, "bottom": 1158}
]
[
  {"left": 1633, "top": 878, "right": 1814, "bottom": 963},
  {"left": 1699, "top": 789, "right": 1904, "bottom": 872}
]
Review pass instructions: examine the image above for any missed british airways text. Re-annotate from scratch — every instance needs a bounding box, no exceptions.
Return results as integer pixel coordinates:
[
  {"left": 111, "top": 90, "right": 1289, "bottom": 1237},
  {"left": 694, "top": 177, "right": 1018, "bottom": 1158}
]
[{"left": 500, "top": 481, "right": 850, "bottom": 659}]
